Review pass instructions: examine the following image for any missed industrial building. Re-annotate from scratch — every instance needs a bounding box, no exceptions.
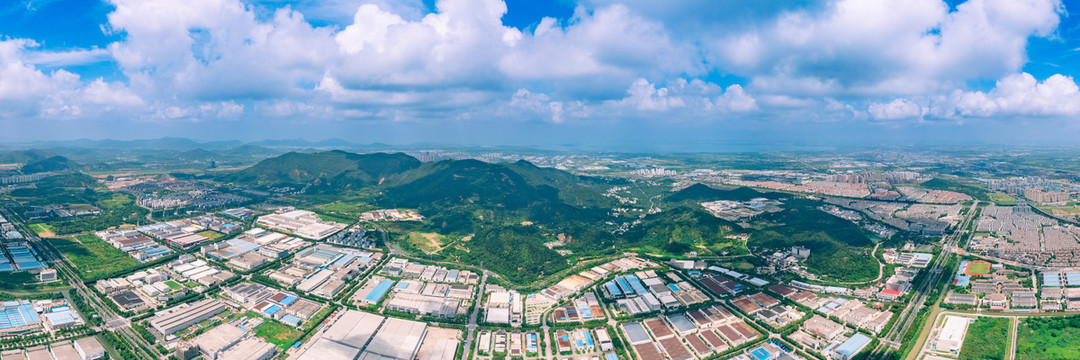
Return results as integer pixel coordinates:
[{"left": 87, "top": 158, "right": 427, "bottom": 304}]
[
  {"left": 218, "top": 337, "right": 276, "bottom": 360},
  {"left": 74, "top": 336, "right": 105, "bottom": 360},
  {"left": 256, "top": 210, "right": 346, "bottom": 240},
  {"left": 931, "top": 316, "right": 971, "bottom": 354},
  {"left": 353, "top": 277, "right": 395, "bottom": 306},
  {"left": 0, "top": 300, "right": 42, "bottom": 335},
  {"left": 827, "top": 333, "right": 872, "bottom": 360},
  {"left": 360, "top": 318, "right": 427, "bottom": 360},
  {"left": 150, "top": 299, "right": 228, "bottom": 335},
  {"left": 191, "top": 323, "right": 275, "bottom": 360},
  {"left": 95, "top": 229, "right": 173, "bottom": 262},
  {"left": 292, "top": 311, "right": 456, "bottom": 360},
  {"left": 224, "top": 282, "right": 319, "bottom": 326}
]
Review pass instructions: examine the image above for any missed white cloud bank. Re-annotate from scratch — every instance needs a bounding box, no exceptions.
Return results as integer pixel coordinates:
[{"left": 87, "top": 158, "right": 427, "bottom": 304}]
[{"left": 1, "top": 0, "right": 1078, "bottom": 132}]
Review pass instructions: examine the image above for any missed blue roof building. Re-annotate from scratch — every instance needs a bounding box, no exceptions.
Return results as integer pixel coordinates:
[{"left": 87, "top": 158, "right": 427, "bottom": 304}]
[
  {"left": 832, "top": 334, "right": 871, "bottom": 360},
  {"left": 364, "top": 279, "right": 395, "bottom": 303}
]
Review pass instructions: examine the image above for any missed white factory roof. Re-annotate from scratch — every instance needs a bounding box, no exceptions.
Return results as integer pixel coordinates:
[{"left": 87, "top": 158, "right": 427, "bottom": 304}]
[
  {"left": 292, "top": 338, "right": 361, "bottom": 360},
  {"left": 360, "top": 318, "right": 427, "bottom": 360},
  {"left": 322, "top": 310, "right": 385, "bottom": 348}
]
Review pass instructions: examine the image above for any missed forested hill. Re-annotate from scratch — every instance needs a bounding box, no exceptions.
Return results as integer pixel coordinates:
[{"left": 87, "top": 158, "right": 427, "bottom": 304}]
[
  {"left": 378, "top": 159, "right": 611, "bottom": 210},
  {"left": 22, "top": 156, "right": 77, "bottom": 174},
  {"left": 223, "top": 150, "right": 421, "bottom": 191},
  {"left": 666, "top": 183, "right": 788, "bottom": 203}
]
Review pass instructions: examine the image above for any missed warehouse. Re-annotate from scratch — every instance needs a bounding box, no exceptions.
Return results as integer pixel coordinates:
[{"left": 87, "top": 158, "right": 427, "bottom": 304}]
[
  {"left": 323, "top": 310, "right": 385, "bottom": 347},
  {"left": 931, "top": 316, "right": 971, "bottom": 354},
  {"left": 294, "top": 338, "right": 362, "bottom": 360},
  {"left": 219, "top": 337, "right": 276, "bottom": 360},
  {"left": 150, "top": 299, "right": 228, "bottom": 335},
  {"left": 74, "top": 336, "right": 105, "bottom": 360},
  {"left": 828, "top": 333, "right": 871, "bottom": 360},
  {"left": 256, "top": 210, "right": 346, "bottom": 240},
  {"left": 354, "top": 278, "right": 395, "bottom": 305},
  {"left": 359, "top": 318, "right": 427, "bottom": 360},
  {"left": 384, "top": 293, "right": 460, "bottom": 319},
  {"left": 195, "top": 324, "right": 246, "bottom": 359},
  {"left": 0, "top": 300, "right": 42, "bottom": 335}
]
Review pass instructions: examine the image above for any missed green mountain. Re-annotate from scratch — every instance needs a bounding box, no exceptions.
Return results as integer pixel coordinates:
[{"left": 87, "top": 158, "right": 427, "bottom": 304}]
[
  {"left": 222, "top": 144, "right": 278, "bottom": 157},
  {"left": 747, "top": 198, "right": 878, "bottom": 282},
  {"left": 177, "top": 148, "right": 219, "bottom": 161},
  {"left": 624, "top": 205, "right": 746, "bottom": 256},
  {"left": 0, "top": 150, "right": 52, "bottom": 164},
  {"left": 666, "top": 183, "right": 787, "bottom": 203},
  {"left": 459, "top": 226, "right": 569, "bottom": 284},
  {"left": 21, "top": 156, "right": 76, "bottom": 173},
  {"left": 379, "top": 159, "right": 610, "bottom": 210},
  {"left": 226, "top": 150, "right": 421, "bottom": 190}
]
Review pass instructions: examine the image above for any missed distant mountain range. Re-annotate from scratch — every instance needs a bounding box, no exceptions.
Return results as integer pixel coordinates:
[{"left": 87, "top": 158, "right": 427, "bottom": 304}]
[
  {"left": 0, "top": 137, "right": 429, "bottom": 152},
  {"left": 666, "top": 183, "right": 789, "bottom": 203},
  {"left": 21, "top": 156, "right": 77, "bottom": 174},
  {"left": 223, "top": 150, "right": 422, "bottom": 190}
]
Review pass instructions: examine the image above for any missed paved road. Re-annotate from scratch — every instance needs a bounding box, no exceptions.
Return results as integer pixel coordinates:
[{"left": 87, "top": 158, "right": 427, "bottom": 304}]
[
  {"left": 1009, "top": 316, "right": 1019, "bottom": 360},
  {"left": 460, "top": 271, "right": 488, "bottom": 358}
]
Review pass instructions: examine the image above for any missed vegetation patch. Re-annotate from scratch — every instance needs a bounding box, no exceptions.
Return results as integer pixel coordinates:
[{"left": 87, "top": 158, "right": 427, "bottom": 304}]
[
  {"left": 987, "top": 192, "right": 1016, "bottom": 206},
  {"left": 30, "top": 223, "right": 56, "bottom": 237},
  {"left": 253, "top": 319, "right": 303, "bottom": 350},
  {"left": 920, "top": 177, "right": 990, "bottom": 201},
  {"left": 0, "top": 271, "right": 66, "bottom": 291},
  {"left": 959, "top": 317, "right": 1010, "bottom": 360},
  {"left": 406, "top": 232, "right": 448, "bottom": 253},
  {"left": 50, "top": 235, "right": 140, "bottom": 281},
  {"left": 747, "top": 198, "right": 878, "bottom": 282},
  {"left": 1017, "top": 314, "right": 1080, "bottom": 360}
]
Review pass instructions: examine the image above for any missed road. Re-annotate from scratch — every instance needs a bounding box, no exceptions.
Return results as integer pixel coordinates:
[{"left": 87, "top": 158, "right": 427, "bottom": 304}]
[
  {"left": 460, "top": 271, "right": 488, "bottom": 358},
  {"left": 0, "top": 206, "right": 161, "bottom": 359},
  {"left": 1009, "top": 316, "right": 1019, "bottom": 360},
  {"left": 868, "top": 200, "right": 979, "bottom": 359}
]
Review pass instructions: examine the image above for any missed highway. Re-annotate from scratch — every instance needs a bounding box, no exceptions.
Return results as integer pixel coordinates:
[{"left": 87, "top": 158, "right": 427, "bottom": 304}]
[{"left": 867, "top": 200, "right": 979, "bottom": 360}]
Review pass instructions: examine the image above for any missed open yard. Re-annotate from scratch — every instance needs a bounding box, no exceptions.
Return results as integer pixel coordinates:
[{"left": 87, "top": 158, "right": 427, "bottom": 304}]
[
  {"left": 407, "top": 232, "right": 449, "bottom": 253},
  {"left": 50, "top": 235, "right": 140, "bottom": 281},
  {"left": 254, "top": 318, "right": 302, "bottom": 350},
  {"left": 1017, "top": 315, "right": 1080, "bottom": 360},
  {"left": 959, "top": 317, "right": 1010, "bottom": 360}
]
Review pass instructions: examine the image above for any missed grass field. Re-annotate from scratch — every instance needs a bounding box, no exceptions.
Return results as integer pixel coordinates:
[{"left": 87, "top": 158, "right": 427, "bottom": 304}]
[
  {"left": 988, "top": 193, "right": 1016, "bottom": 206},
  {"left": 1017, "top": 315, "right": 1080, "bottom": 360},
  {"left": 30, "top": 223, "right": 56, "bottom": 237},
  {"left": 163, "top": 280, "right": 182, "bottom": 290},
  {"left": 959, "top": 317, "right": 1010, "bottom": 360},
  {"left": 965, "top": 260, "right": 991, "bottom": 276},
  {"left": 254, "top": 319, "right": 302, "bottom": 350},
  {"left": 196, "top": 230, "right": 225, "bottom": 240},
  {"left": 316, "top": 213, "right": 354, "bottom": 225},
  {"left": 50, "top": 235, "right": 140, "bottom": 281}
]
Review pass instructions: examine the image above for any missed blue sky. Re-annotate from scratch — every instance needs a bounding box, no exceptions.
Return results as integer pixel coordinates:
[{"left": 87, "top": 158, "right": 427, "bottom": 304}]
[{"left": 2, "top": 0, "right": 1080, "bottom": 148}]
